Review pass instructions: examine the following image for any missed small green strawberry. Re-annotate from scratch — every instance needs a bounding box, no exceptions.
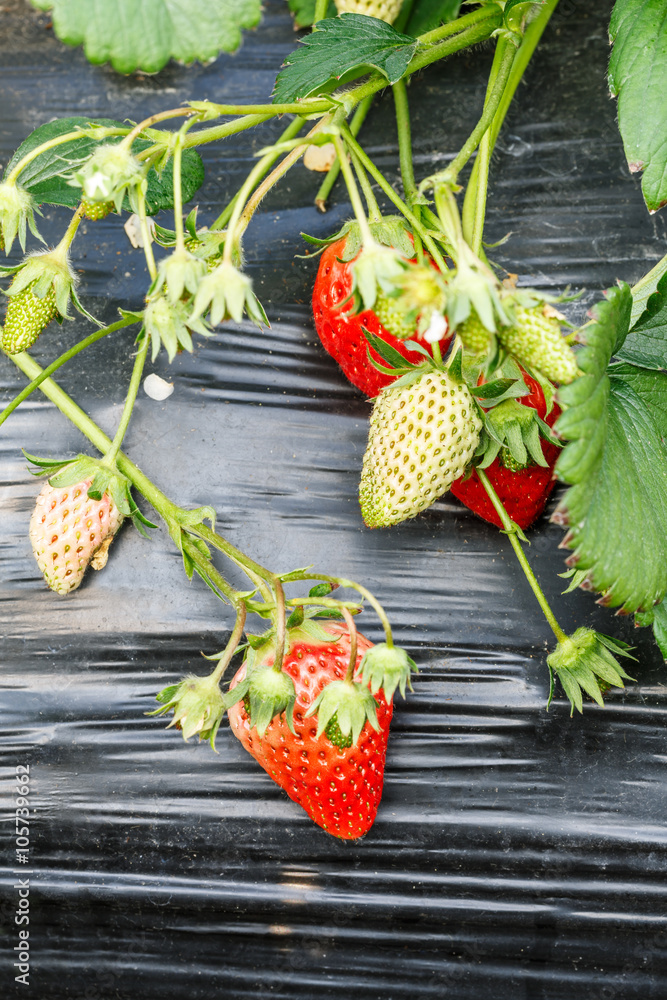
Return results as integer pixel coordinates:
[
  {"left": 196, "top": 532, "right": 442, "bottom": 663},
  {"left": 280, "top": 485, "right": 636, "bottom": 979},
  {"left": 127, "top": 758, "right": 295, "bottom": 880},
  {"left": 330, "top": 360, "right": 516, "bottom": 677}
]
[
  {"left": 372, "top": 290, "right": 417, "bottom": 340},
  {"left": 360, "top": 367, "right": 482, "bottom": 528},
  {"left": 2, "top": 282, "right": 58, "bottom": 354},
  {"left": 334, "top": 0, "right": 402, "bottom": 22},
  {"left": 81, "top": 198, "right": 114, "bottom": 221},
  {"left": 457, "top": 310, "right": 492, "bottom": 355},
  {"left": 498, "top": 304, "right": 579, "bottom": 384}
]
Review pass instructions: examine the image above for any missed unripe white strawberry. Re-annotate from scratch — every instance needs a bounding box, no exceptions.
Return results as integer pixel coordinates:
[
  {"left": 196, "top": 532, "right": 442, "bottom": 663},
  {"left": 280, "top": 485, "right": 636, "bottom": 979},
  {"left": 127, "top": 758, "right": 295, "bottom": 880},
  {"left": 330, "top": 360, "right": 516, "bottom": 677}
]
[
  {"left": 360, "top": 370, "right": 482, "bottom": 527},
  {"left": 29, "top": 476, "right": 124, "bottom": 595},
  {"left": 334, "top": 0, "right": 403, "bottom": 22}
]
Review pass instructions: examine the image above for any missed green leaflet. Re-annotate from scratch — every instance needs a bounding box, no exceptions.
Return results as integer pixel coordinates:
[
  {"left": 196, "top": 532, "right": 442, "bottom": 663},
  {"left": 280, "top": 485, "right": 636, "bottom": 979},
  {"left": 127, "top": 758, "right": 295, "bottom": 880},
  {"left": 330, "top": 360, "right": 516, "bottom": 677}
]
[
  {"left": 273, "top": 14, "right": 418, "bottom": 103},
  {"left": 4, "top": 118, "right": 204, "bottom": 216},
  {"left": 555, "top": 286, "right": 667, "bottom": 613},
  {"left": 619, "top": 271, "right": 667, "bottom": 370},
  {"left": 608, "top": 0, "right": 667, "bottom": 213},
  {"left": 29, "top": 0, "right": 261, "bottom": 74}
]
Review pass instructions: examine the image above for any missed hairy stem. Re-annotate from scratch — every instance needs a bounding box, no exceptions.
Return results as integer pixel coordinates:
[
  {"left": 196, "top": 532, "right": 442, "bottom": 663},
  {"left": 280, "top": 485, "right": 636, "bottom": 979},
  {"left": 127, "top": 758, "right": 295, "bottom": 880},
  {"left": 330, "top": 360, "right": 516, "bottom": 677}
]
[
  {"left": 315, "top": 97, "right": 373, "bottom": 212},
  {"left": 341, "top": 606, "right": 359, "bottom": 683},
  {"left": 332, "top": 134, "right": 374, "bottom": 246},
  {"left": 209, "top": 603, "right": 248, "bottom": 685},
  {"left": 5, "top": 127, "right": 126, "bottom": 185},
  {"left": 0, "top": 316, "right": 137, "bottom": 429},
  {"left": 477, "top": 468, "right": 568, "bottom": 644},
  {"left": 441, "top": 37, "right": 517, "bottom": 183},
  {"left": 212, "top": 116, "right": 306, "bottom": 231},
  {"left": 341, "top": 125, "right": 449, "bottom": 271},
  {"left": 392, "top": 77, "right": 423, "bottom": 260},
  {"left": 103, "top": 332, "right": 149, "bottom": 466},
  {"left": 299, "top": 574, "right": 394, "bottom": 646}
]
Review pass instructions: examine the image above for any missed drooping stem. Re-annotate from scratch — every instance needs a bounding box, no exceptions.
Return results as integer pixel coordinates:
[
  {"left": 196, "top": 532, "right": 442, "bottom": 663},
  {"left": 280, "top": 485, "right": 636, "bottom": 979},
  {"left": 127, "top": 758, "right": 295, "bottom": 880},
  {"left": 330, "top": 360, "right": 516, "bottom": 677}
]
[
  {"left": 341, "top": 606, "right": 359, "bottom": 683},
  {"left": 332, "top": 134, "right": 374, "bottom": 246},
  {"left": 476, "top": 468, "right": 568, "bottom": 644},
  {"left": 0, "top": 316, "right": 137, "bottom": 430},
  {"left": 392, "top": 77, "right": 423, "bottom": 261},
  {"left": 341, "top": 125, "right": 449, "bottom": 271},
  {"left": 299, "top": 573, "right": 394, "bottom": 647},
  {"left": 349, "top": 146, "right": 382, "bottom": 223},
  {"left": 315, "top": 97, "right": 373, "bottom": 212},
  {"left": 212, "top": 116, "right": 306, "bottom": 231},
  {"left": 418, "top": 5, "right": 502, "bottom": 46},
  {"left": 209, "top": 603, "right": 248, "bottom": 685},
  {"left": 440, "top": 36, "right": 518, "bottom": 184},
  {"left": 171, "top": 126, "right": 189, "bottom": 252},
  {"left": 180, "top": 533, "right": 242, "bottom": 605},
  {"left": 272, "top": 580, "right": 287, "bottom": 673},
  {"left": 135, "top": 186, "right": 157, "bottom": 282},
  {"left": 5, "top": 127, "right": 126, "bottom": 185},
  {"left": 462, "top": 0, "right": 560, "bottom": 247},
  {"left": 103, "top": 331, "right": 149, "bottom": 466},
  {"left": 58, "top": 204, "right": 85, "bottom": 253}
]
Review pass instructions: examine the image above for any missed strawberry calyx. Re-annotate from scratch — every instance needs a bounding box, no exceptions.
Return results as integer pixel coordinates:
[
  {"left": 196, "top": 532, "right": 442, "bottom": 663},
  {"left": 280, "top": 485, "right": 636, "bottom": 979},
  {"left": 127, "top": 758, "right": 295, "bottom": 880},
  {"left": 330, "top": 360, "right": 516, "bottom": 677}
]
[
  {"left": 546, "top": 627, "right": 636, "bottom": 715},
  {"left": 305, "top": 678, "right": 380, "bottom": 747},
  {"left": 360, "top": 642, "right": 417, "bottom": 701},
  {"left": 24, "top": 450, "right": 156, "bottom": 536},
  {"left": 0, "top": 180, "right": 43, "bottom": 254},
  {"left": 149, "top": 674, "right": 226, "bottom": 748},
  {"left": 302, "top": 216, "right": 415, "bottom": 262},
  {"left": 222, "top": 665, "right": 297, "bottom": 737},
  {"left": 477, "top": 396, "right": 556, "bottom": 472},
  {"left": 72, "top": 142, "right": 146, "bottom": 214}
]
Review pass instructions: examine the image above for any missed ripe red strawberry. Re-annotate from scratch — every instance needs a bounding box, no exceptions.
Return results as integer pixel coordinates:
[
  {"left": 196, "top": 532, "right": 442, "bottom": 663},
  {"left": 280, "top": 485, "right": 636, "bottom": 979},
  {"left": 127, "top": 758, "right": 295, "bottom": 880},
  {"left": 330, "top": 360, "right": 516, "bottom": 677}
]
[
  {"left": 29, "top": 475, "right": 124, "bottom": 594},
  {"left": 312, "top": 238, "right": 442, "bottom": 397},
  {"left": 227, "top": 623, "right": 393, "bottom": 840},
  {"left": 450, "top": 371, "right": 561, "bottom": 530}
]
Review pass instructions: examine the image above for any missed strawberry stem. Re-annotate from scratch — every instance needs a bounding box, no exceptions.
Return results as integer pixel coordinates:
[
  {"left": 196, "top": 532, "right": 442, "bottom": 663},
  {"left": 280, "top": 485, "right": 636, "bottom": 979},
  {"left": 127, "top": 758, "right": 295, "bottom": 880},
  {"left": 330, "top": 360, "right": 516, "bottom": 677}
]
[
  {"left": 441, "top": 35, "right": 518, "bottom": 184},
  {"left": 392, "top": 79, "right": 423, "bottom": 263},
  {"left": 476, "top": 468, "right": 568, "bottom": 644},
  {"left": 212, "top": 116, "right": 306, "bottom": 231},
  {"left": 341, "top": 606, "right": 358, "bottom": 683},
  {"left": 298, "top": 573, "right": 394, "bottom": 647},
  {"left": 315, "top": 97, "right": 373, "bottom": 213},
  {"left": 209, "top": 603, "right": 248, "bottom": 685},
  {"left": 136, "top": 186, "right": 157, "bottom": 282},
  {"left": 331, "top": 134, "right": 375, "bottom": 247},
  {"left": 313, "top": 0, "right": 328, "bottom": 22},
  {"left": 0, "top": 316, "right": 137, "bottom": 430},
  {"left": 102, "top": 330, "right": 149, "bottom": 467},
  {"left": 340, "top": 124, "right": 449, "bottom": 272},
  {"left": 272, "top": 580, "right": 287, "bottom": 673},
  {"left": 5, "top": 127, "right": 126, "bottom": 186}
]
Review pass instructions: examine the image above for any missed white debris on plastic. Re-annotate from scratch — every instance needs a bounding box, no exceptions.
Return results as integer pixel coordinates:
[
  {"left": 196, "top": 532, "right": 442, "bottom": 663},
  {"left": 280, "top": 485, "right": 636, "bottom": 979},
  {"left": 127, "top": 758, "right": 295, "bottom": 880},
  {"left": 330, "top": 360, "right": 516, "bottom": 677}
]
[
  {"left": 124, "top": 214, "right": 155, "bottom": 249},
  {"left": 143, "top": 373, "right": 174, "bottom": 400}
]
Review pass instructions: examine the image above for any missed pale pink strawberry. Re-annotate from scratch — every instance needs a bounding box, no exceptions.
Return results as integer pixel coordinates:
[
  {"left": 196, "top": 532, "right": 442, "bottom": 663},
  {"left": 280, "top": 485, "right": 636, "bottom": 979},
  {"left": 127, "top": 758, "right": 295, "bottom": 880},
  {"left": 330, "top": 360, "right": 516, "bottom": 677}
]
[{"left": 29, "top": 477, "right": 123, "bottom": 595}]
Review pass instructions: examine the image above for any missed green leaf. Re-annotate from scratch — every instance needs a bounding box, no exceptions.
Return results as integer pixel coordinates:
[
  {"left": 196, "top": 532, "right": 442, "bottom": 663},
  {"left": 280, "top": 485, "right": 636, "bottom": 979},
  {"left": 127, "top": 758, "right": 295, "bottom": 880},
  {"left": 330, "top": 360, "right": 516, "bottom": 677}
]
[
  {"left": 287, "top": 0, "right": 336, "bottom": 29},
  {"left": 649, "top": 600, "right": 667, "bottom": 660},
  {"left": 631, "top": 257, "right": 667, "bottom": 326},
  {"left": 3, "top": 117, "right": 204, "bottom": 215},
  {"left": 273, "top": 13, "right": 418, "bottom": 103},
  {"left": 607, "top": 362, "right": 667, "bottom": 438},
  {"left": 555, "top": 362, "right": 667, "bottom": 614},
  {"left": 608, "top": 0, "right": 667, "bottom": 213},
  {"left": 618, "top": 271, "right": 667, "bottom": 369},
  {"left": 405, "top": 0, "right": 461, "bottom": 36},
  {"left": 29, "top": 0, "right": 261, "bottom": 74},
  {"left": 555, "top": 283, "right": 632, "bottom": 485}
]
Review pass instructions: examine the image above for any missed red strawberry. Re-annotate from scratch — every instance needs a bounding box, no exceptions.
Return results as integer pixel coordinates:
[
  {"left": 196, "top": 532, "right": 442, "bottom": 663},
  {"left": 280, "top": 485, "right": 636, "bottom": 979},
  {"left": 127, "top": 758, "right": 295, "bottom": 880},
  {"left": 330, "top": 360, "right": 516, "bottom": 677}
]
[
  {"left": 312, "top": 238, "right": 443, "bottom": 398},
  {"left": 227, "top": 623, "right": 393, "bottom": 840},
  {"left": 450, "top": 372, "right": 561, "bottom": 530}
]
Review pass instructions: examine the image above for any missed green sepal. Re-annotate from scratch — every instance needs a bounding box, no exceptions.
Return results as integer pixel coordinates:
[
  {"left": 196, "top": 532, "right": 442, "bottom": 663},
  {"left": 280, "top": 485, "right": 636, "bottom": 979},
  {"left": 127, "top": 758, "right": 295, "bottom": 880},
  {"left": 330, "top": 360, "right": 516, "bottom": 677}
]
[
  {"left": 558, "top": 567, "right": 589, "bottom": 595},
  {"left": 360, "top": 642, "right": 417, "bottom": 702},
  {"left": 148, "top": 673, "right": 226, "bottom": 751},
  {"left": 308, "top": 581, "right": 337, "bottom": 598},
  {"left": 242, "top": 665, "right": 297, "bottom": 737},
  {"left": 546, "top": 627, "right": 635, "bottom": 715},
  {"left": 301, "top": 216, "right": 414, "bottom": 261},
  {"left": 305, "top": 679, "right": 380, "bottom": 746}
]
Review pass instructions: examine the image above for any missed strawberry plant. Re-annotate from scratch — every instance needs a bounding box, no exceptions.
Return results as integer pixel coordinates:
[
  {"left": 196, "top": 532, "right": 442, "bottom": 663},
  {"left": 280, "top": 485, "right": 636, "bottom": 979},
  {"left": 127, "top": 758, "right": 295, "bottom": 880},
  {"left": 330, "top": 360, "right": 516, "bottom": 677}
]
[{"left": 2, "top": 0, "right": 667, "bottom": 839}]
